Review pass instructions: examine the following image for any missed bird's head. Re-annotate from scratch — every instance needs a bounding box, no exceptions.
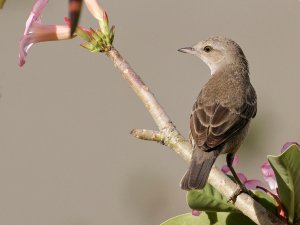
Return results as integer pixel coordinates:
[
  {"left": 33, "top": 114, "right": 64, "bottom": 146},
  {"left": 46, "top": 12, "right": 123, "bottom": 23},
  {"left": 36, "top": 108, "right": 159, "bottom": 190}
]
[{"left": 178, "top": 36, "right": 247, "bottom": 74}]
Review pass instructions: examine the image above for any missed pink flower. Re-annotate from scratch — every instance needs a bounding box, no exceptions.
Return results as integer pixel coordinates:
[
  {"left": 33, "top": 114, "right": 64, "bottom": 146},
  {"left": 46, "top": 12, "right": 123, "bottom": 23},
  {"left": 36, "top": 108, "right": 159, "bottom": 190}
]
[
  {"left": 221, "top": 155, "right": 262, "bottom": 190},
  {"left": 18, "top": 0, "right": 72, "bottom": 67},
  {"left": 236, "top": 173, "right": 262, "bottom": 190},
  {"left": 221, "top": 154, "right": 239, "bottom": 173},
  {"left": 19, "top": 0, "right": 107, "bottom": 67},
  {"left": 84, "top": 0, "right": 104, "bottom": 22},
  {"left": 260, "top": 142, "right": 299, "bottom": 193},
  {"left": 281, "top": 141, "right": 300, "bottom": 152},
  {"left": 260, "top": 161, "right": 277, "bottom": 192},
  {"left": 69, "top": 0, "right": 105, "bottom": 34},
  {"left": 191, "top": 210, "right": 201, "bottom": 216}
]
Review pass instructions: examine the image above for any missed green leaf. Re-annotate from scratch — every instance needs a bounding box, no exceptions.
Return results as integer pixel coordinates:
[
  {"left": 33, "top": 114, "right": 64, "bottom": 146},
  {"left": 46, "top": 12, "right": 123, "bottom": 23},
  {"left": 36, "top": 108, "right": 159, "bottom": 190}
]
[
  {"left": 187, "top": 183, "right": 239, "bottom": 212},
  {"left": 268, "top": 144, "right": 300, "bottom": 224},
  {"left": 78, "top": 12, "right": 114, "bottom": 53},
  {"left": 80, "top": 42, "right": 95, "bottom": 51},
  {"left": 76, "top": 27, "right": 91, "bottom": 42},
  {"left": 252, "top": 190, "right": 278, "bottom": 215},
  {"left": 161, "top": 212, "right": 256, "bottom": 225}
]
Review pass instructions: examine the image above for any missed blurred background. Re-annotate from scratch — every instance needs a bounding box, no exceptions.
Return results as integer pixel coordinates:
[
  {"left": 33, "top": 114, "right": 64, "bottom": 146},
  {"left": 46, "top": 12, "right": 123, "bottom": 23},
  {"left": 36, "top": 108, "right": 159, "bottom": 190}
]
[{"left": 0, "top": 0, "right": 299, "bottom": 225}]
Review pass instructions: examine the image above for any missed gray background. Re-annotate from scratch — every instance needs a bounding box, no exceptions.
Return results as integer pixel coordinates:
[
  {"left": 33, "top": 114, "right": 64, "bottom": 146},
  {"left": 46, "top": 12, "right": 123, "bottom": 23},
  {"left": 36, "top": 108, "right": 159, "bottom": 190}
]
[{"left": 0, "top": 0, "right": 300, "bottom": 225}]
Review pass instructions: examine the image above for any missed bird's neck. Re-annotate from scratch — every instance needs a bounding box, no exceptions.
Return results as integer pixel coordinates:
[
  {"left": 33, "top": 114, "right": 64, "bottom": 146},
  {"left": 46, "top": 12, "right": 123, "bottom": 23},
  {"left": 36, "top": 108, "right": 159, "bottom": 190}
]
[
  {"left": 210, "top": 62, "right": 250, "bottom": 88},
  {"left": 206, "top": 59, "right": 226, "bottom": 75},
  {"left": 210, "top": 58, "right": 249, "bottom": 79}
]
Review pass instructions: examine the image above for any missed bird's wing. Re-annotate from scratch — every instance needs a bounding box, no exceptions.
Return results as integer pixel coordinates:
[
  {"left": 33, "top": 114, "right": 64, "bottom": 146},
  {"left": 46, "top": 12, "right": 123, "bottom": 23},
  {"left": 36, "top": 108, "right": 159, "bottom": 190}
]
[{"left": 190, "top": 86, "right": 257, "bottom": 150}]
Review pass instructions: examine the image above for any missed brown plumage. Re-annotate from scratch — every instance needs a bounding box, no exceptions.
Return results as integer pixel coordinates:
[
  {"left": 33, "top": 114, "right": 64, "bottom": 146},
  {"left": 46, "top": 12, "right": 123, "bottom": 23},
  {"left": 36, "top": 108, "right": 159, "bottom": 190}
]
[{"left": 178, "top": 37, "right": 257, "bottom": 190}]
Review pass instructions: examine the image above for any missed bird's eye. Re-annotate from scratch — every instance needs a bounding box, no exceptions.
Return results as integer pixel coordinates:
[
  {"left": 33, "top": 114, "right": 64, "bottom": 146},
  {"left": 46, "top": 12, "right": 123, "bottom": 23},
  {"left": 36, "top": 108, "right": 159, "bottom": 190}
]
[{"left": 203, "top": 46, "right": 213, "bottom": 53}]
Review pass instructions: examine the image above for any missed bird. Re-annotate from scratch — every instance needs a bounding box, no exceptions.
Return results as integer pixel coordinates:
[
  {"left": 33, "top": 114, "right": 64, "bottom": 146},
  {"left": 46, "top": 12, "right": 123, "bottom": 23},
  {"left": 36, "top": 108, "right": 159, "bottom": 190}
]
[{"left": 178, "top": 36, "right": 257, "bottom": 193}]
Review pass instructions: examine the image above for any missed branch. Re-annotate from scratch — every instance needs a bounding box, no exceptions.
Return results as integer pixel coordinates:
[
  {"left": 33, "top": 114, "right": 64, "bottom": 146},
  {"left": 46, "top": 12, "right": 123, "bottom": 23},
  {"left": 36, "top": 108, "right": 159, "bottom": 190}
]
[
  {"left": 130, "top": 129, "right": 164, "bottom": 143},
  {"left": 105, "top": 47, "right": 284, "bottom": 225}
]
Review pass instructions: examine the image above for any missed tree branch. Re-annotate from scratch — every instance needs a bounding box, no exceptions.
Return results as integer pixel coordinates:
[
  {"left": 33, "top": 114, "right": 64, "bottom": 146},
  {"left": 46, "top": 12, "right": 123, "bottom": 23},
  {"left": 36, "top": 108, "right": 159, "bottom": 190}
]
[
  {"left": 130, "top": 129, "right": 164, "bottom": 143},
  {"left": 105, "top": 46, "right": 284, "bottom": 225}
]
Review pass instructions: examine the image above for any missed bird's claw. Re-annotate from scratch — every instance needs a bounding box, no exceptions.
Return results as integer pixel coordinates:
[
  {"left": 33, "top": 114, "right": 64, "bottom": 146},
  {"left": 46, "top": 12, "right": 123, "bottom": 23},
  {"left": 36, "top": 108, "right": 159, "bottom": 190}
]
[{"left": 227, "top": 185, "right": 254, "bottom": 203}]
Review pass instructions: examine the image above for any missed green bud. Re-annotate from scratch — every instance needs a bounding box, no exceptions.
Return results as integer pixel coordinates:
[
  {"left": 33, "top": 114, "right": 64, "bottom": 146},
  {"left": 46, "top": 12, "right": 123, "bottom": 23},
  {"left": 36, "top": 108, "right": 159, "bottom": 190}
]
[
  {"left": 81, "top": 42, "right": 95, "bottom": 51},
  {"left": 76, "top": 27, "right": 91, "bottom": 42}
]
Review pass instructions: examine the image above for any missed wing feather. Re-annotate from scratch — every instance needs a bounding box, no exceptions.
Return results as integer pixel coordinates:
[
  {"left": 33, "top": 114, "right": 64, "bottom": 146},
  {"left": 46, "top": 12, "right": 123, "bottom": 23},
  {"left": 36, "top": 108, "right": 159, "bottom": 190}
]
[{"left": 190, "top": 86, "right": 257, "bottom": 151}]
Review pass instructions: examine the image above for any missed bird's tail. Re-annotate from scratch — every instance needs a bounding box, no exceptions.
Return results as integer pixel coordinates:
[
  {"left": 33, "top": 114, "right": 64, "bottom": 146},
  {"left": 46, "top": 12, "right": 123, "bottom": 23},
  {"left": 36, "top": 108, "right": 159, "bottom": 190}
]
[{"left": 181, "top": 147, "right": 220, "bottom": 190}]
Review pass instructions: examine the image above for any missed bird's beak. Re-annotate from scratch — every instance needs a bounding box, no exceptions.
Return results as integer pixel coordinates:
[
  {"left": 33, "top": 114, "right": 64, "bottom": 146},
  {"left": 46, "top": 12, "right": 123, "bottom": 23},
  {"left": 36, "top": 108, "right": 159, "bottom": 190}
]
[{"left": 178, "top": 47, "right": 195, "bottom": 54}]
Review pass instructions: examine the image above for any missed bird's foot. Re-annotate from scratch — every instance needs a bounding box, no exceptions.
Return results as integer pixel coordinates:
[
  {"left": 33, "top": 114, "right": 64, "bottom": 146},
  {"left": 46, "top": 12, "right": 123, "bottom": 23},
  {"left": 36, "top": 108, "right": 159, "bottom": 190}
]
[{"left": 227, "top": 184, "right": 254, "bottom": 203}]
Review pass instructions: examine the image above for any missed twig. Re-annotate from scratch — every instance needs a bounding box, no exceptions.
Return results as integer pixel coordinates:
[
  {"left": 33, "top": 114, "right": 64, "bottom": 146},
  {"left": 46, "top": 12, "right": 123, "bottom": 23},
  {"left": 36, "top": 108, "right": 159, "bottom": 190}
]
[
  {"left": 105, "top": 46, "right": 284, "bottom": 225},
  {"left": 130, "top": 129, "right": 164, "bottom": 143}
]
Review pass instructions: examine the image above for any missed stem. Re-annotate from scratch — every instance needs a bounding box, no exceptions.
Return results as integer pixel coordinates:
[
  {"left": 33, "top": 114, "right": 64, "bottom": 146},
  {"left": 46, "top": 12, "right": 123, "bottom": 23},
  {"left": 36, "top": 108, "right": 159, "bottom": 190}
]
[{"left": 105, "top": 46, "right": 284, "bottom": 225}]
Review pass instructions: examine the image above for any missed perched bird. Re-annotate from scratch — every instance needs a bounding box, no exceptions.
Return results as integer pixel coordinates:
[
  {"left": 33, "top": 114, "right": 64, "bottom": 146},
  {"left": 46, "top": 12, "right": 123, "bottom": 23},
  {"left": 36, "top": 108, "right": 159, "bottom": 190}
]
[{"left": 178, "top": 37, "right": 257, "bottom": 192}]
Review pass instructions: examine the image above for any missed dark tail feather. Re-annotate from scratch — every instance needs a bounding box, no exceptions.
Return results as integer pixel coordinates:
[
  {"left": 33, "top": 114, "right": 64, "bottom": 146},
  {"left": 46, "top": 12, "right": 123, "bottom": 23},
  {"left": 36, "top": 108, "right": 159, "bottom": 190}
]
[{"left": 181, "top": 148, "right": 220, "bottom": 190}]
